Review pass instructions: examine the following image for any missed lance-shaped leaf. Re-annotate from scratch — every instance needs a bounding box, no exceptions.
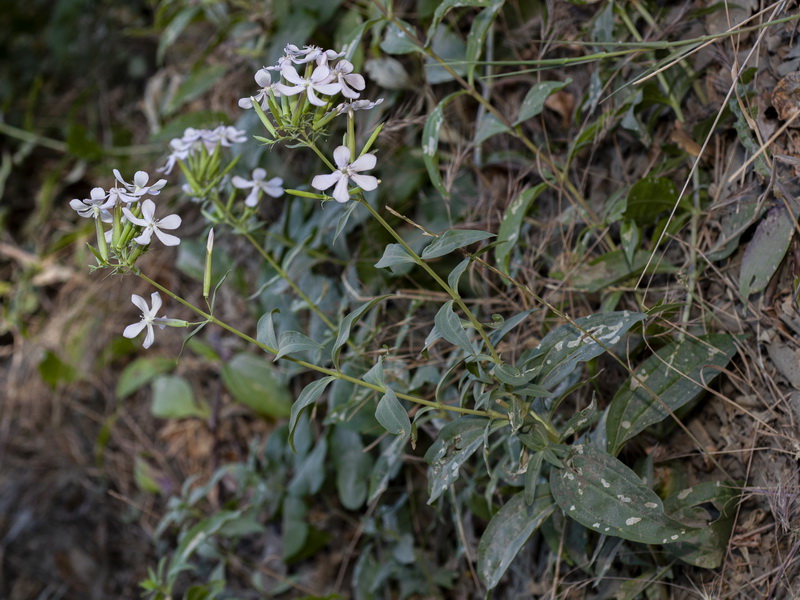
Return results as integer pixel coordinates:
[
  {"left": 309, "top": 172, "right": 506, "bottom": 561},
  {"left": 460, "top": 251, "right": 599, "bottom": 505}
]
[
  {"left": 606, "top": 333, "right": 737, "bottom": 455},
  {"left": 288, "top": 376, "right": 336, "bottom": 451},
  {"left": 374, "top": 243, "right": 416, "bottom": 270},
  {"left": 550, "top": 444, "right": 696, "bottom": 545},
  {"left": 421, "top": 229, "right": 495, "bottom": 260},
  {"left": 478, "top": 487, "right": 556, "bottom": 589},
  {"left": 424, "top": 417, "right": 488, "bottom": 504},
  {"left": 434, "top": 300, "right": 477, "bottom": 356},
  {"left": 274, "top": 330, "right": 324, "bottom": 361},
  {"left": 515, "top": 79, "right": 572, "bottom": 125},
  {"left": 425, "top": 0, "right": 490, "bottom": 46},
  {"left": 530, "top": 311, "right": 647, "bottom": 390},
  {"left": 375, "top": 387, "right": 410, "bottom": 437},
  {"left": 422, "top": 90, "right": 468, "bottom": 198},
  {"left": 465, "top": 1, "right": 504, "bottom": 86},
  {"left": 332, "top": 295, "right": 390, "bottom": 369},
  {"left": 496, "top": 184, "right": 547, "bottom": 275}
]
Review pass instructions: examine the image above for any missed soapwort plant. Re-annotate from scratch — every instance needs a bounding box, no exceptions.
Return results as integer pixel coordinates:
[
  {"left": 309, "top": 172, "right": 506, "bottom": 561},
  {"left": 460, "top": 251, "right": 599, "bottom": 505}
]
[{"left": 77, "top": 31, "right": 742, "bottom": 596}]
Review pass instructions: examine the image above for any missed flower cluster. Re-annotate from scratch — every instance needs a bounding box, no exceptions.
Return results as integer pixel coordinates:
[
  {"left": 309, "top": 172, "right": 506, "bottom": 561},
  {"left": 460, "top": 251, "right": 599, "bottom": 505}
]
[
  {"left": 69, "top": 168, "right": 182, "bottom": 265},
  {"left": 160, "top": 125, "right": 247, "bottom": 174},
  {"left": 238, "top": 43, "right": 380, "bottom": 116}
]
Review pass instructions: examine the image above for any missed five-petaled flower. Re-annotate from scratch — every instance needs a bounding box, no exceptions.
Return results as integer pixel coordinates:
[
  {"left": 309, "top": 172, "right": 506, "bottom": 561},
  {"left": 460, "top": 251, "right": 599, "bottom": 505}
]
[
  {"left": 311, "top": 146, "right": 378, "bottom": 203},
  {"left": 113, "top": 169, "right": 167, "bottom": 203},
  {"left": 238, "top": 68, "right": 280, "bottom": 110},
  {"left": 69, "top": 187, "right": 113, "bottom": 221},
  {"left": 232, "top": 168, "right": 284, "bottom": 207},
  {"left": 123, "top": 292, "right": 167, "bottom": 349},
  {"left": 275, "top": 64, "right": 341, "bottom": 107},
  {"left": 122, "top": 199, "right": 182, "bottom": 246},
  {"left": 330, "top": 60, "right": 365, "bottom": 99}
]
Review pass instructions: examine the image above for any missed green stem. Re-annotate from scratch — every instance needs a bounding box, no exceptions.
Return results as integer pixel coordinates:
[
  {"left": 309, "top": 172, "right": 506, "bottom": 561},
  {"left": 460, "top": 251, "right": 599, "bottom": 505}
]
[
  {"left": 359, "top": 199, "right": 501, "bottom": 364},
  {"left": 137, "top": 273, "right": 503, "bottom": 419}
]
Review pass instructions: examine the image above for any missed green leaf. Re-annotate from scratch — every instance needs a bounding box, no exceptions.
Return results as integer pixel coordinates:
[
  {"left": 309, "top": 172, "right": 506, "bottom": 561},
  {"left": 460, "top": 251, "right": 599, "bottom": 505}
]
[
  {"left": 662, "top": 481, "right": 739, "bottom": 568},
  {"left": 288, "top": 438, "right": 328, "bottom": 496},
  {"left": 374, "top": 243, "right": 416, "bottom": 269},
  {"left": 134, "top": 456, "right": 163, "bottom": 495},
  {"left": 474, "top": 113, "right": 511, "bottom": 145},
  {"left": 288, "top": 376, "right": 336, "bottom": 452},
  {"left": 514, "top": 79, "right": 571, "bottom": 125},
  {"left": 559, "top": 396, "right": 599, "bottom": 441},
  {"left": 38, "top": 350, "right": 78, "bottom": 388},
  {"left": 425, "top": 418, "right": 486, "bottom": 504},
  {"left": 333, "top": 428, "right": 373, "bottom": 510},
  {"left": 151, "top": 375, "right": 209, "bottom": 419},
  {"left": 447, "top": 257, "right": 472, "bottom": 291},
  {"left": 332, "top": 295, "right": 390, "bottom": 369},
  {"left": 606, "top": 333, "right": 738, "bottom": 455},
  {"left": 567, "top": 248, "right": 678, "bottom": 292},
  {"left": 375, "top": 388, "right": 410, "bottom": 437},
  {"left": 434, "top": 300, "right": 476, "bottom": 356},
  {"left": 425, "top": 0, "right": 490, "bottom": 46},
  {"left": 274, "top": 330, "right": 324, "bottom": 361},
  {"left": 625, "top": 175, "right": 680, "bottom": 226},
  {"left": 256, "top": 309, "right": 279, "bottom": 351},
  {"left": 477, "top": 487, "right": 556, "bottom": 589},
  {"left": 496, "top": 184, "right": 546, "bottom": 274},
  {"left": 380, "top": 20, "right": 421, "bottom": 55},
  {"left": 157, "top": 5, "right": 200, "bottom": 64},
  {"left": 220, "top": 353, "right": 292, "bottom": 418},
  {"left": 168, "top": 510, "right": 241, "bottom": 584},
  {"left": 333, "top": 199, "right": 359, "bottom": 245},
  {"left": 421, "top": 229, "right": 495, "bottom": 259},
  {"left": 466, "top": 1, "right": 505, "bottom": 86},
  {"left": 531, "top": 311, "right": 647, "bottom": 390},
  {"left": 524, "top": 451, "right": 544, "bottom": 505},
  {"left": 425, "top": 24, "right": 467, "bottom": 84},
  {"left": 550, "top": 444, "right": 696, "bottom": 545},
  {"left": 739, "top": 206, "right": 794, "bottom": 298},
  {"left": 422, "top": 90, "right": 469, "bottom": 198}
]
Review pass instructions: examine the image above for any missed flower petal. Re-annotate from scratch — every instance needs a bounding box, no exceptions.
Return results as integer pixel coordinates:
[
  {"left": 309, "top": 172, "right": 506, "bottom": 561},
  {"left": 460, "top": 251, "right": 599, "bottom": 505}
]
[
  {"left": 155, "top": 229, "right": 181, "bottom": 246},
  {"left": 121, "top": 207, "right": 148, "bottom": 227},
  {"left": 134, "top": 230, "right": 153, "bottom": 245},
  {"left": 149, "top": 291, "right": 162, "bottom": 314},
  {"left": 133, "top": 171, "right": 149, "bottom": 188},
  {"left": 157, "top": 214, "right": 182, "bottom": 230},
  {"left": 350, "top": 153, "right": 376, "bottom": 172},
  {"left": 140, "top": 199, "right": 156, "bottom": 221},
  {"left": 252, "top": 168, "right": 266, "bottom": 182},
  {"left": 142, "top": 324, "right": 155, "bottom": 349},
  {"left": 332, "top": 146, "right": 351, "bottom": 169},
  {"left": 350, "top": 173, "right": 378, "bottom": 191},
  {"left": 281, "top": 66, "right": 304, "bottom": 85},
  {"left": 306, "top": 88, "right": 327, "bottom": 107},
  {"left": 311, "top": 172, "right": 341, "bottom": 192},
  {"left": 231, "top": 175, "right": 252, "bottom": 189},
  {"left": 332, "top": 176, "right": 351, "bottom": 203},
  {"left": 255, "top": 68, "right": 271, "bottom": 87},
  {"left": 123, "top": 321, "right": 147, "bottom": 339},
  {"left": 130, "top": 294, "right": 149, "bottom": 313}
]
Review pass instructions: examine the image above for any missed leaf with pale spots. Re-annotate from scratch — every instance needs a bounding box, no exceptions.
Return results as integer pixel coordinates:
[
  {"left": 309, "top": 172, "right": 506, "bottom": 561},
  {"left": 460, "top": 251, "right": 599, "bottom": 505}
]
[
  {"left": 424, "top": 418, "right": 488, "bottom": 504},
  {"left": 606, "top": 333, "right": 738, "bottom": 455},
  {"left": 421, "top": 90, "right": 468, "bottom": 199},
  {"left": 477, "top": 487, "right": 556, "bottom": 589},
  {"left": 550, "top": 444, "right": 694, "bottom": 545},
  {"left": 662, "top": 481, "right": 740, "bottom": 568},
  {"left": 526, "top": 311, "right": 647, "bottom": 390}
]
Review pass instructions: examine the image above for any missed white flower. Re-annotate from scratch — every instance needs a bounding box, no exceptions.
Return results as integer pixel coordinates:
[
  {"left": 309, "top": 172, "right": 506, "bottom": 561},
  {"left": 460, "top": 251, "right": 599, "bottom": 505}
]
[
  {"left": 113, "top": 169, "right": 167, "bottom": 203},
  {"left": 238, "top": 68, "right": 280, "bottom": 110},
  {"left": 274, "top": 64, "right": 341, "bottom": 107},
  {"left": 232, "top": 168, "right": 284, "bottom": 207},
  {"left": 69, "top": 187, "right": 113, "bottom": 222},
  {"left": 123, "top": 292, "right": 167, "bottom": 349},
  {"left": 331, "top": 60, "right": 365, "bottom": 99},
  {"left": 311, "top": 146, "right": 378, "bottom": 203},
  {"left": 335, "top": 98, "right": 384, "bottom": 117},
  {"left": 159, "top": 138, "right": 191, "bottom": 174},
  {"left": 122, "top": 199, "right": 182, "bottom": 246},
  {"left": 213, "top": 125, "right": 247, "bottom": 147}
]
